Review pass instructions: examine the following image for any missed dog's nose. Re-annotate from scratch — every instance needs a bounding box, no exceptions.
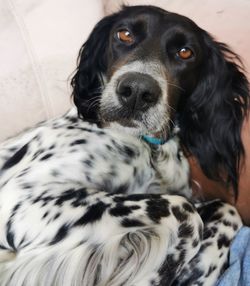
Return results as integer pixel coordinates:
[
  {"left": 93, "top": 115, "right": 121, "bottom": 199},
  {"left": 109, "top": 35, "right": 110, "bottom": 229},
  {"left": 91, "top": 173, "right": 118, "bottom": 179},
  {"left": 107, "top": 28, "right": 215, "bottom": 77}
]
[{"left": 116, "top": 72, "right": 161, "bottom": 111}]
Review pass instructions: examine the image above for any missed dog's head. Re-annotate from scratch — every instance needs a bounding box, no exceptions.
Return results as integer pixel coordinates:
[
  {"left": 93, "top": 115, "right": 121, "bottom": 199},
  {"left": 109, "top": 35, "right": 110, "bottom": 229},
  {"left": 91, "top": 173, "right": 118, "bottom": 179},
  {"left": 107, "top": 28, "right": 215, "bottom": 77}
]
[
  {"left": 71, "top": 6, "right": 205, "bottom": 136},
  {"left": 71, "top": 5, "right": 249, "bottom": 194}
]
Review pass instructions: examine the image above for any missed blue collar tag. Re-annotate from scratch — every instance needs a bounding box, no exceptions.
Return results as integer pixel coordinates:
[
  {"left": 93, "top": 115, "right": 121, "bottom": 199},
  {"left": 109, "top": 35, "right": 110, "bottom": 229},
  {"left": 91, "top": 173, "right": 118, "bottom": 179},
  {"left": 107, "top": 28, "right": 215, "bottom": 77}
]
[{"left": 142, "top": 135, "right": 166, "bottom": 145}]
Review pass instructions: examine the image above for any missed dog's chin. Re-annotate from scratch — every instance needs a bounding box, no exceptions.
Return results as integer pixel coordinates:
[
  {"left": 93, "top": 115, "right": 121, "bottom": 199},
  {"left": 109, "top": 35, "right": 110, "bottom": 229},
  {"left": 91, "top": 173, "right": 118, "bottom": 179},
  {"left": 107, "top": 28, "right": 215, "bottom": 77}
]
[
  {"left": 101, "top": 118, "right": 167, "bottom": 139},
  {"left": 99, "top": 106, "right": 170, "bottom": 139}
]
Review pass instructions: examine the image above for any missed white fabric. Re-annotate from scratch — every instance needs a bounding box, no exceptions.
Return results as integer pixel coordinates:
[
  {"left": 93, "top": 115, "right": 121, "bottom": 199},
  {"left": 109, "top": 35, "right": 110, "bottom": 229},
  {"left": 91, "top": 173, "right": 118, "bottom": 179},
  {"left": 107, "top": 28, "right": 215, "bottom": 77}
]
[{"left": 0, "top": 0, "right": 104, "bottom": 142}]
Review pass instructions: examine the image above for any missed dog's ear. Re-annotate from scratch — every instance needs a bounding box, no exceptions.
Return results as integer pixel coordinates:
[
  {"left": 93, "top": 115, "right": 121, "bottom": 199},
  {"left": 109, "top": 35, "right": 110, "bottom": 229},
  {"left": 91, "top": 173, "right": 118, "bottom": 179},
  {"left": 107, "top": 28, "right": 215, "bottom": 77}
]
[
  {"left": 71, "top": 13, "right": 118, "bottom": 122},
  {"left": 179, "top": 32, "right": 250, "bottom": 195}
]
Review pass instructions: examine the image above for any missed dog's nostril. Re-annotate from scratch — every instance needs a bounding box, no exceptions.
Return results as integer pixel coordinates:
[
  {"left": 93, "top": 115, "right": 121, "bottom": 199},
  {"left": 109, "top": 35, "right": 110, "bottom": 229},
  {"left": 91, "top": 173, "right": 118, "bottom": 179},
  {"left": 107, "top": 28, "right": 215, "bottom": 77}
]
[
  {"left": 142, "top": 92, "right": 157, "bottom": 104},
  {"left": 122, "top": 86, "right": 132, "bottom": 98},
  {"left": 116, "top": 82, "right": 133, "bottom": 98}
]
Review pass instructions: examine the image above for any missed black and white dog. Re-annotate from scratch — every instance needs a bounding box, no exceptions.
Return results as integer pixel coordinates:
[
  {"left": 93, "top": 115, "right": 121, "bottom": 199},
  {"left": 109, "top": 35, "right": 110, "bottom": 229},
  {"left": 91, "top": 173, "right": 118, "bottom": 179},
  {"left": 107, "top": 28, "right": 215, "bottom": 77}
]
[{"left": 0, "top": 5, "right": 247, "bottom": 286}]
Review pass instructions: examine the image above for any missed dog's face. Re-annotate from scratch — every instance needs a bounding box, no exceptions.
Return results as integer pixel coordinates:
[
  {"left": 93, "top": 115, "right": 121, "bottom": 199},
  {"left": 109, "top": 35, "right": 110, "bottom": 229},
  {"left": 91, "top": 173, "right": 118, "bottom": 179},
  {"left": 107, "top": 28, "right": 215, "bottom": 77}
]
[
  {"left": 100, "top": 7, "right": 203, "bottom": 136},
  {"left": 72, "top": 6, "right": 208, "bottom": 138}
]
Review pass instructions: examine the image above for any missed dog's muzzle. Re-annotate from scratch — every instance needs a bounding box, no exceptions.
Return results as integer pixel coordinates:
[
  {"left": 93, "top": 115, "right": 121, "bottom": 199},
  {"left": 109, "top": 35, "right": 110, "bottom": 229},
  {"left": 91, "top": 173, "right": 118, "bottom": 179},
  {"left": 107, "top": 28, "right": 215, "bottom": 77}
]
[
  {"left": 116, "top": 72, "right": 161, "bottom": 112},
  {"left": 100, "top": 61, "right": 168, "bottom": 135}
]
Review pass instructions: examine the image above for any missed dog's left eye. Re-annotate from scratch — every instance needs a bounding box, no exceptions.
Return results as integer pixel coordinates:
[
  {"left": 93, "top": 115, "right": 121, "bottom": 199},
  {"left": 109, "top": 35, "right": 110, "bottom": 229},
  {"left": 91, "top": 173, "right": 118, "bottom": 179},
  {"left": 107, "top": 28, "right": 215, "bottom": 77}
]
[
  {"left": 177, "top": 47, "right": 193, "bottom": 59},
  {"left": 116, "top": 29, "right": 134, "bottom": 44}
]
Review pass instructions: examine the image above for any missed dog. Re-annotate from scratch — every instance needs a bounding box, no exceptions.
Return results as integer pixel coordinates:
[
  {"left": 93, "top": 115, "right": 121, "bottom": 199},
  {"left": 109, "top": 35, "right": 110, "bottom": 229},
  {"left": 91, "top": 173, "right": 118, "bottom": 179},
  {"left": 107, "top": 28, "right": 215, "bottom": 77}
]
[{"left": 0, "top": 5, "right": 246, "bottom": 286}]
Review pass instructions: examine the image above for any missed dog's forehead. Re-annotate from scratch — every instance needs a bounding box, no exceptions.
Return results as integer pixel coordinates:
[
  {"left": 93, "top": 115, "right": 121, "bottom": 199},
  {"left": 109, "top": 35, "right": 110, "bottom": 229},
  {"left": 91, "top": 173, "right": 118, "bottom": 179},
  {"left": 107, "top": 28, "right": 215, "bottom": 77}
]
[{"left": 115, "top": 6, "right": 199, "bottom": 33}]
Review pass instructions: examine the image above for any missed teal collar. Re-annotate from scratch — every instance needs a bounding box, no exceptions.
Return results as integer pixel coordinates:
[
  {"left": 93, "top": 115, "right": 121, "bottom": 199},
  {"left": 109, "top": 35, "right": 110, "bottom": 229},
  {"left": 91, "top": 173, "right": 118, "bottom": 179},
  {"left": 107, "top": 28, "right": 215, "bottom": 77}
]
[{"left": 142, "top": 135, "right": 166, "bottom": 145}]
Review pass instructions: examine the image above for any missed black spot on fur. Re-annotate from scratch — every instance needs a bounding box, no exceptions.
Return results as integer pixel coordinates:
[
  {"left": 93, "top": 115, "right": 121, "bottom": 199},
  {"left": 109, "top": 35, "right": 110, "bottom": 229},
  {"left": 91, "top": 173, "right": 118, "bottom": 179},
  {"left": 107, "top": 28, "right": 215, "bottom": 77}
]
[
  {"left": 83, "top": 159, "right": 93, "bottom": 167},
  {"left": 43, "top": 211, "right": 49, "bottom": 218},
  {"left": 130, "top": 205, "right": 140, "bottom": 211},
  {"left": 198, "top": 201, "right": 223, "bottom": 222},
  {"left": 33, "top": 150, "right": 43, "bottom": 159},
  {"left": 74, "top": 201, "right": 110, "bottom": 226},
  {"left": 146, "top": 198, "right": 170, "bottom": 223},
  {"left": 229, "top": 209, "right": 236, "bottom": 216},
  {"left": 53, "top": 213, "right": 61, "bottom": 220},
  {"left": 112, "top": 184, "right": 129, "bottom": 194},
  {"left": 110, "top": 205, "right": 132, "bottom": 217},
  {"left": 232, "top": 223, "right": 238, "bottom": 231},
  {"left": 220, "top": 261, "right": 229, "bottom": 275},
  {"left": 33, "top": 195, "right": 53, "bottom": 205},
  {"left": 67, "top": 126, "right": 75, "bottom": 130},
  {"left": 70, "top": 139, "right": 87, "bottom": 146},
  {"left": 121, "top": 218, "right": 145, "bottom": 227},
  {"left": 22, "top": 183, "right": 33, "bottom": 190},
  {"left": 114, "top": 193, "right": 161, "bottom": 203},
  {"left": 2, "top": 143, "right": 29, "bottom": 169},
  {"left": 217, "top": 234, "right": 230, "bottom": 249},
  {"left": 172, "top": 206, "right": 188, "bottom": 222},
  {"left": 222, "top": 220, "right": 232, "bottom": 227},
  {"left": 123, "top": 145, "right": 137, "bottom": 158},
  {"left": 133, "top": 167, "right": 137, "bottom": 176},
  {"left": 55, "top": 188, "right": 87, "bottom": 206},
  {"left": 6, "top": 229, "right": 15, "bottom": 250},
  {"left": 205, "top": 265, "right": 217, "bottom": 277},
  {"left": 179, "top": 249, "right": 187, "bottom": 261},
  {"left": 200, "top": 241, "right": 213, "bottom": 251},
  {"left": 179, "top": 268, "right": 204, "bottom": 285},
  {"left": 182, "top": 202, "right": 195, "bottom": 213},
  {"left": 67, "top": 116, "right": 78, "bottom": 123},
  {"left": 211, "top": 212, "right": 223, "bottom": 221},
  {"left": 5, "top": 203, "right": 22, "bottom": 250},
  {"left": 40, "top": 153, "right": 53, "bottom": 160},
  {"left": 50, "top": 224, "right": 69, "bottom": 245},
  {"left": 158, "top": 254, "right": 178, "bottom": 285},
  {"left": 105, "top": 144, "right": 112, "bottom": 151},
  {"left": 203, "top": 228, "right": 214, "bottom": 240},
  {"left": 178, "top": 223, "right": 194, "bottom": 238},
  {"left": 192, "top": 238, "right": 199, "bottom": 248},
  {"left": 176, "top": 238, "right": 186, "bottom": 251},
  {"left": 49, "top": 144, "right": 55, "bottom": 150}
]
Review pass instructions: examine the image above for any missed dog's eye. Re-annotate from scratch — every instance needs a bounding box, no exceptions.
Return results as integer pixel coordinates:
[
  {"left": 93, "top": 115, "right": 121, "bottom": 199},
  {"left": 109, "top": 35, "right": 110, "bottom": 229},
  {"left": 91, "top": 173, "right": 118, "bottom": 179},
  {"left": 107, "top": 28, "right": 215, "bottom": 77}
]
[
  {"left": 117, "top": 30, "right": 134, "bottom": 44},
  {"left": 177, "top": 48, "right": 193, "bottom": 59}
]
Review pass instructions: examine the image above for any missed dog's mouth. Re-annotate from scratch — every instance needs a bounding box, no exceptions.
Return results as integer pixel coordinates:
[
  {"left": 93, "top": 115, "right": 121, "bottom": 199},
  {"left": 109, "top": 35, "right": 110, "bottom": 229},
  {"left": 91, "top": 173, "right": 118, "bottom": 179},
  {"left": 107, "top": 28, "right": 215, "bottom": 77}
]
[{"left": 99, "top": 106, "right": 170, "bottom": 142}]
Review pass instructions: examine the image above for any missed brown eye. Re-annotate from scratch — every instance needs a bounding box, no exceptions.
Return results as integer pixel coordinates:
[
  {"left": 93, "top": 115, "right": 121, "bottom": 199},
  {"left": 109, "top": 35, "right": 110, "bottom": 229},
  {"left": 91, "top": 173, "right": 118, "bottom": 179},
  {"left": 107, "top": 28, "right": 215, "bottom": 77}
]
[
  {"left": 177, "top": 47, "right": 193, "bottom": 59},
  {"left": 117, "top": 30, "right": 134, "bottom": 44}
]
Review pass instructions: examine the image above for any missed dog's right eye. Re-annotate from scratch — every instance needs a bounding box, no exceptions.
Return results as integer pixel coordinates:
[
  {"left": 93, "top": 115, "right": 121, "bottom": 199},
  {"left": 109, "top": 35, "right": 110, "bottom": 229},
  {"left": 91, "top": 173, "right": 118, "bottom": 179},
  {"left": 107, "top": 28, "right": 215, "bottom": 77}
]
[
  {"left": 177, "top": 47, "right": 193, "bottom": 60},
  {"left": 116, "top": 29, "right": 134, "bottom": 44}
]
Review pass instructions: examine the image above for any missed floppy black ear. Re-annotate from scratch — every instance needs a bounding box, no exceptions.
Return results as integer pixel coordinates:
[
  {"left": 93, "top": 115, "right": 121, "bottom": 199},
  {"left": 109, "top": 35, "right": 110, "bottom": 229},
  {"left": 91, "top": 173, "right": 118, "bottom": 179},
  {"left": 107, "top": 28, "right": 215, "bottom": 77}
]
[
  {"left": 71, "top": 13, "right": 118, "bottom": 123},
  {"left": 179, "top": 32, "right": 250, "bottom": 195}
]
